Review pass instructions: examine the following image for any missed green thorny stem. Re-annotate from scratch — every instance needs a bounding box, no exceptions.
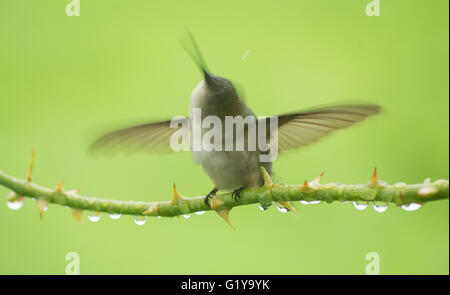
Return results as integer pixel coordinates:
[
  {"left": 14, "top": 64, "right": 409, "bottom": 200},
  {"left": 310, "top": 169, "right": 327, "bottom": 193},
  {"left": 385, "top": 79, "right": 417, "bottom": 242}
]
[{"left": 0, "top": 151, "right": 448, "bottom": 228}]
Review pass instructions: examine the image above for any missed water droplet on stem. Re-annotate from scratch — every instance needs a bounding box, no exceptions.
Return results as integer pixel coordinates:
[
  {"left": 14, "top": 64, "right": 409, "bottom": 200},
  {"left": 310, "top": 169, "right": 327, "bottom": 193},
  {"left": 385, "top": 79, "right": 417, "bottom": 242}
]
[
  {"left": 109, "top": 213, "right": 122, "bottom": 220},
  {"left": 373, "top": 203, "right": 388, "bottom": 213},
  {"left": 401, "top": 203, "right": 422, "bottom": 211},
  {"left": 6, "top": 198, "right": 24, "bottom": 210},
  {"left": 109, "top": 213, "right": 121, "bottom": 220},
  {"left": 258, "top": 205, "right": 270, "bottom": 211},
  {"left": 88, "top": 212, "right": 101, "bottom": 222},
  {"left": 134, "top": 216, "right": 147, "bottom": 225},
  {"left": 353, "top": 201, "right": 368, "bottom": 210},
  {"left": 276, "top": 206, "right": 288, "bottom": 213}
]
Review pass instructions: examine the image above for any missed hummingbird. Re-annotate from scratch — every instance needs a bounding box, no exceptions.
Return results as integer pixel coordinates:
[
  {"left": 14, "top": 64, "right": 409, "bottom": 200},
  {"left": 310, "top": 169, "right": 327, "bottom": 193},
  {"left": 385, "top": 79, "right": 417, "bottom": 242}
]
[{"left": 90, "top": 32, "right": 381, "bottom": 207}]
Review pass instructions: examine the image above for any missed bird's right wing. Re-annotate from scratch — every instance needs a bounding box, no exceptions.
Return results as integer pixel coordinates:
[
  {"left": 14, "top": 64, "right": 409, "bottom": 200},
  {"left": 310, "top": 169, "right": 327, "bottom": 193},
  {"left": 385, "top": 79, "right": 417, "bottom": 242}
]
[
  {"left": 89, "top": 117, "right": 190, "bottom": 155},
  {"left": 261, "top": 104, "right": 381, "bottom": 153}
]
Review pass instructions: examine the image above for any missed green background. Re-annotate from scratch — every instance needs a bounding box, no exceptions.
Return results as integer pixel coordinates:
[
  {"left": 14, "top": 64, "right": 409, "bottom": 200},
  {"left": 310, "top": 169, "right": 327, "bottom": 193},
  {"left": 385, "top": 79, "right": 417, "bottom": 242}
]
[{"left": 0, "top": 0, "right": 448, "bottom": 274}]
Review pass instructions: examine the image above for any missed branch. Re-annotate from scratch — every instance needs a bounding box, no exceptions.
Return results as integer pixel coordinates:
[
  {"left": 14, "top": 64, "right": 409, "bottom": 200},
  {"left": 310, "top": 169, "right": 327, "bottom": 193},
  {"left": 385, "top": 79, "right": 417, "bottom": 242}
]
[{"left": 0, "top": 151, "right": 448, "bottom": 228}]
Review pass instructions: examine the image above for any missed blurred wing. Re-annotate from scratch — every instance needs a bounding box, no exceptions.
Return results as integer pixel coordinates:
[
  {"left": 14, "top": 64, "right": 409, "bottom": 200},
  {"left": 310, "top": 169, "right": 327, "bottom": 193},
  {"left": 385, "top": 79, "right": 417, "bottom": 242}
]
[
  {"left": 89, "top": 117, "right": 189, "bottom": 155},
  {"left": 262, "top": 104, "right": 381, "bottom": 152}
]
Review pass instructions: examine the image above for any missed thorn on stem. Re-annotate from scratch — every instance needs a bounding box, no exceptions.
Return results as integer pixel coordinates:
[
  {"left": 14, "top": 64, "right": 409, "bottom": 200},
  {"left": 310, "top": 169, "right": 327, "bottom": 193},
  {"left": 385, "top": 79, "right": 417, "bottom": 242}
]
[
  {"left": 300, "top": 179, "right": 316, "bottom": 193},
  {"left": 301, "top": 180, "right": 309, "bottom": 190},
  {"left": 368, "top": 168, "right": 383, "bottom": 187},
  {"left": 311, "top": 172, "right": 325, "bottom": 185},
  {"left": 260, "top": 166, "right": 274, "bottom": 188},
  {"left": 72, "top": 209, "right": 85, "bottom": 226},
  {"left": 143, "top": 203, "right": 159, "bottom": 216},
  {"left": 216, "top": 208, "right": 235, "bottom": 230},
  {"left": 36, "top": 199, "right": 49, "bottom": 221},
  {"left": 54, "top": 182, "right": 64, "bottom": 193},
  {"left": 277, "top": 201, "right": 298, "bottom": 213},
  {"left": 171, "top": 184, "right": 186, "bottom": 204},
  {"left": 26, "top": 149, "right": 35, "bottom": 182}
]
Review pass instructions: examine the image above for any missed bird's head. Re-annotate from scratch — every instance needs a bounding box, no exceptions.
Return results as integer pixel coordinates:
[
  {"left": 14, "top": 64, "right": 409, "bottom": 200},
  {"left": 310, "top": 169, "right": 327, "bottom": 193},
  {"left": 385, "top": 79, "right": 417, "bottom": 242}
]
[{"left": 181, "top": 31, "right": 238, "bottom": 102}]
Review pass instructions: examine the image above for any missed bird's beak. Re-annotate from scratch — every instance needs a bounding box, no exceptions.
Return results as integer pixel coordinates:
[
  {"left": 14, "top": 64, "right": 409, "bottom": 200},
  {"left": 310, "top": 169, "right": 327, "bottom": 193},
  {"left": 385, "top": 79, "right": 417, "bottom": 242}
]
[{"left": 203, "top": 70, "right": 213, "bottom": 86}]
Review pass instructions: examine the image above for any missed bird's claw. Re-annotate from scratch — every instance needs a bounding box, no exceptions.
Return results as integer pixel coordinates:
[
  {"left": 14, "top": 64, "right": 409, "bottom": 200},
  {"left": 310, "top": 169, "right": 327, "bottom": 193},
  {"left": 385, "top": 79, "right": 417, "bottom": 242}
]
[
  {"left": 204, "top": 188, "right": 218, "bottom": 208},
  {"left": 231, "top": 187, "right": 245, "bottom": 202},
  {"left": 204, "top": 194, "right": 213, "bottom": 207}
]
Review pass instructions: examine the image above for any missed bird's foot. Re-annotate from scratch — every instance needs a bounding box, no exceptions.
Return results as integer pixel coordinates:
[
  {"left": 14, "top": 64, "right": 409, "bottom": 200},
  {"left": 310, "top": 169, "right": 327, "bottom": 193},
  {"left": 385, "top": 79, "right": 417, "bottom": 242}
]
[
  {"left": 204, "top": 187, "right": 218, "bottom": 208},
  {"left": 231, "top": 187, "right": 245, "bottom": 202}
]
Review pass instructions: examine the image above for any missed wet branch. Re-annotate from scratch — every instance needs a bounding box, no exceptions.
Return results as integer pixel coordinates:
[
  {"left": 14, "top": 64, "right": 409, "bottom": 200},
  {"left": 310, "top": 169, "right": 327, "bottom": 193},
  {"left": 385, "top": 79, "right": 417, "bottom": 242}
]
[{"left": 0, "top": 151, "right": 448, "bottom": 228}]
